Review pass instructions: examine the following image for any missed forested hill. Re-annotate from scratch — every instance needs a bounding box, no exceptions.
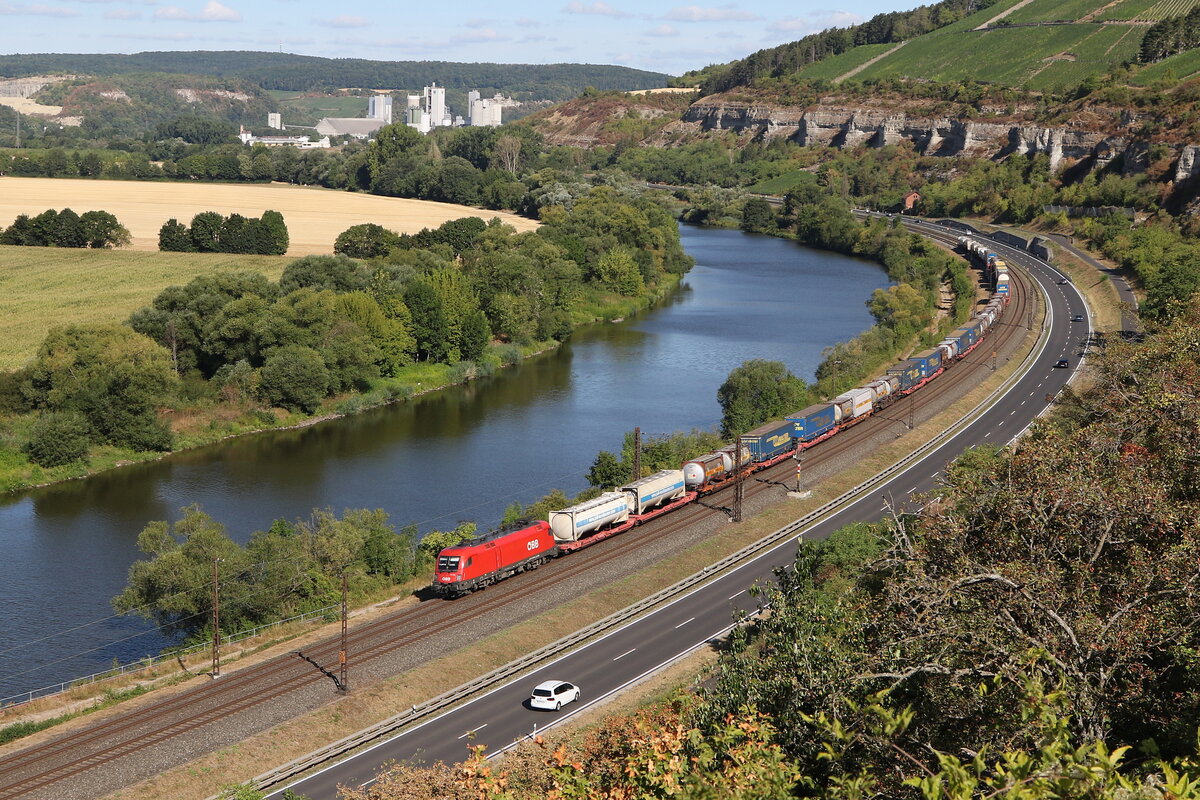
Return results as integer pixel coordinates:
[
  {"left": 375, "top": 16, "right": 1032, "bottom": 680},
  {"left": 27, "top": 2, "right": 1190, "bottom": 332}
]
[{"left": 0, "top": 52, "right": 669, "bottom": 101}]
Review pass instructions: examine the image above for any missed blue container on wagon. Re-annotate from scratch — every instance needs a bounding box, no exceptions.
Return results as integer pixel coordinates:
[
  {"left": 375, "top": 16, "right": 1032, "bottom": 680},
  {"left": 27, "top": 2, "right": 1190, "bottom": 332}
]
[
  {"left": 739, "top": 419, "right": 795, "bottom": 462},
  {"left": 952, "top": 325, "right": 978, "bottom": 350},
  {"left": 786, "top": 402, "right": 837, "bottom": 443},
  {"left": 886, "top": 359, "right": 923, "bottom": 392},
  {"left": 910, "top": 348, "right": 943, "bottom": 378}
]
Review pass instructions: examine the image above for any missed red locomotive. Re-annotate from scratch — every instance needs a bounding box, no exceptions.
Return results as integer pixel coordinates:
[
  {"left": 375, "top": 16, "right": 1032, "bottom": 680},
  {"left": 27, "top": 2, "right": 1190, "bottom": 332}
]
[{"left": 433, "top": 521, "right": 559, "bottom": 597}]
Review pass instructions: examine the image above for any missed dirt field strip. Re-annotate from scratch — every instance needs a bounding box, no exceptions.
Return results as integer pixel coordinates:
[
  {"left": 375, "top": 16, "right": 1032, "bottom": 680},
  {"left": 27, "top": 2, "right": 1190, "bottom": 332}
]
[{"left": 0, "top": 177, "right": 539, "bottom": 256}]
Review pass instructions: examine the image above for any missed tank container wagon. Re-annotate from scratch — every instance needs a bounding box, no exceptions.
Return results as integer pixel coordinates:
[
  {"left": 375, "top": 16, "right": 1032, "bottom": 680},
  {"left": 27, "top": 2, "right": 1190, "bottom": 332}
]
[
  {"left": 683, "top": 443, "right": 751, "bottom": 492},
  {"left": 432, "top": 242, "right": 1013, "bottom": 597}
]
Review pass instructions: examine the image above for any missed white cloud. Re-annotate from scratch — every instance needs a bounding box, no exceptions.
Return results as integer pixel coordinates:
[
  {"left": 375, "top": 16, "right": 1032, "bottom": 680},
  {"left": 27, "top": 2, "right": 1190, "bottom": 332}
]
[
  {"left": 563, "top": 1, "right": 630, "bottom": 18},
  {"left": 0, "top": 3, "right": 80, "bottom": 17},
  {"left": 318, "top": 14, "right": 367, "bottom": 28},
  {"left": 464, "top": 17, "right": 491, "bottom": 28},
  {"left": 664, "top": 4, "right": 759, "bottom": 22},
  {"left": 647, "top": 24, "right": 678, "bottom": 37},
  {"left": 117, "top": 30, "right": 195, "bottom": 40},
  {"left": 515, "top": 16, "right": 539, "bottom": 27},
  {"left": 103, "top": 6, "right": 138, "bottom": 16},
  {"left": 154, "top": 1, "right": 240, "bottom": 22},
  {"left": 452, "top": 28, "right": 505, "bottom": 43}
]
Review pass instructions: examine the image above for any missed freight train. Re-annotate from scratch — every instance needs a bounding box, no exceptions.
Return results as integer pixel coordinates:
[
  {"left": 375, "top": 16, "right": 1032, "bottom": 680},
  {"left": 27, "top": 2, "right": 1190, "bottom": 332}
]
[{"left": 432, "top": 248, "right": 1012, "bottom": 598}]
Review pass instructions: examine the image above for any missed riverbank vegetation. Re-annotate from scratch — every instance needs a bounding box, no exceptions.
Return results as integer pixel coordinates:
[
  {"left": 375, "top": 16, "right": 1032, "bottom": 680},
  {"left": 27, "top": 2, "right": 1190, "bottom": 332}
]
[{"left": 0, "top": 194, "right": 691, "bottom": 493}]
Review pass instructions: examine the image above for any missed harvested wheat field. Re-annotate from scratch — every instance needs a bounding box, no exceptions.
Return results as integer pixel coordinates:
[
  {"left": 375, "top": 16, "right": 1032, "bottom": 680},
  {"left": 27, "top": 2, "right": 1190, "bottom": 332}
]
[{"left": 0, "top": 176, "right": 539, "bottom": 255}]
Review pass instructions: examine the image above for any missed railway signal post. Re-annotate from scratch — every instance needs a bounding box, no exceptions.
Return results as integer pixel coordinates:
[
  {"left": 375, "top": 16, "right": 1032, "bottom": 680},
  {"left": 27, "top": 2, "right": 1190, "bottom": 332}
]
[
  {"left": 733, "top": 437, "right": 745, "bottom": 523},
  {"left": 211, "top": 557, "right": 222, "bottom": 678},
  {"left": 632, "top": 427, "right": 641, "bottom": 482},
  {"left": 339, "top": 571, "right": 349, "bottom": 693}
]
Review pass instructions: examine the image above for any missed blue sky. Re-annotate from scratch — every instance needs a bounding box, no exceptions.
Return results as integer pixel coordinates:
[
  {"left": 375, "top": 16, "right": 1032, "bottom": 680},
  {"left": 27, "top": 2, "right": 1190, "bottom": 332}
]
[{"left": 0, "top": 1, "right": 914, "bottom": 75}]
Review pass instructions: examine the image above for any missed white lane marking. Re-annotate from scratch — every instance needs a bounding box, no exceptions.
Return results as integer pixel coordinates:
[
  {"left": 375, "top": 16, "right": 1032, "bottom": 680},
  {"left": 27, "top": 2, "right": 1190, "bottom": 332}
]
[
  {"left": 613, "top": 648, "right": 636, "bottom": 661},
  {"left": 728, "top": 590, "right": 744, "bottom": 600},
  {"left": 458, "top": 723, "right": 488, "bottom": 740},
  {"left": 674, "top": 617, "right": 695, "bottom": 629},
  {"left": 908, "top": 486, "right": 918, "bottom": 494}
]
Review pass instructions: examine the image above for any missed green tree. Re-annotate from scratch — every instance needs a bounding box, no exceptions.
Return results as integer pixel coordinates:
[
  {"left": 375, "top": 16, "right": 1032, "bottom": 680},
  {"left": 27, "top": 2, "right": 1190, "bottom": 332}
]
[
  {"left": 259, "top": 345, "right": 329, "bottom": 413},
  {"left": 741, "top": 197, "right": 776, "bottom": 233},
  {"left": 279, "top": 254, "right": 369, "bottom": 295},
  {"left": 189, "top": 211, "right": 224, "bottom": 252},
  {"left": 334, "top": 291, "right": 416, "bottom": 376},
  {"left": 404, "top": 280, "right": 451, "bottom": 362},
  {"left": 334, "top": 223, "right": 401, "bottom": 259},
  {"left": 258, "top": 210, "right": 289, "bottom": 255},
  {"left": 22, "top": 410, "right": 92, "bottom": 467},
  {"left": 112, "top": 505, "right": 244, "bottom": 639},
  {"left": 79, "top": 210, "right": 130, "bottom": 249},
  {"left": 158, "top": 218, "right": 194, "bottom": 252},
  {"left": 596, "top": 247, "right": 645, "bottom": 295},
  {"left": 586, "top": 450, "right": 626, "bottom": 489},
  {"left": 459, "top": 309, "right": 491, "bottom": 362},
  {"left": 717, "top": 359, "right": 809, "bottom": 437},
  {"left": 51, "top": 208, "right": 86, "bottom": 248},
  {"left": 23, "top": 324, "right": 178, "bottom": 452}
]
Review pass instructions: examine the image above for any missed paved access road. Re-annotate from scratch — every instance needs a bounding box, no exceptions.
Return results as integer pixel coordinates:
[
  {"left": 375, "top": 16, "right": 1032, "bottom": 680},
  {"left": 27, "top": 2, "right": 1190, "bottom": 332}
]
[{"left": 272, "top": 225, "right": 1090, "bottom": 800}]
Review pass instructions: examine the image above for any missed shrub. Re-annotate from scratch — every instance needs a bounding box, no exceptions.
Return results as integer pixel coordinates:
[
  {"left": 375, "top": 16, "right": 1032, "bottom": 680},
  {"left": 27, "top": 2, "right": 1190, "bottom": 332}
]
[
  {"left": 260, "top": 345, "right": 329, "bottom": 413},
  {"left": 498, "top": 345, "right": 522, "bottom": 366},
  {"left": 23, "top": 411, "right": 92, "bottom": 467}
]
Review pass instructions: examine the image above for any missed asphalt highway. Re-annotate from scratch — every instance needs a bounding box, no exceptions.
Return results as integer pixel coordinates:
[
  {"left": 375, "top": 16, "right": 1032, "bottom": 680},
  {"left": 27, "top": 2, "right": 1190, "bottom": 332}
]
[{"left": 271, "top": 226, "right": 1090, "bottom": 800}]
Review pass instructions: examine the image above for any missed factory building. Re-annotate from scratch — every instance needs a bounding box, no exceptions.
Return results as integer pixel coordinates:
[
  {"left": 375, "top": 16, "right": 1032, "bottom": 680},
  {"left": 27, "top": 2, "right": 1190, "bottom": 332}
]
[
  {"left": 238, "top": 125, "right": 329, "bottom": 148},
  {"left": 468, "top": 94, "right": 503, "bottom": 127},
  {"left": 423, "top": 83, "right": 449, "bottom": 128},
  {"left": 368, "top": 94, "right": 393, "bottom": 124},
  {"left": 314, "top": 117, "right": 387, "bottom": 139}
]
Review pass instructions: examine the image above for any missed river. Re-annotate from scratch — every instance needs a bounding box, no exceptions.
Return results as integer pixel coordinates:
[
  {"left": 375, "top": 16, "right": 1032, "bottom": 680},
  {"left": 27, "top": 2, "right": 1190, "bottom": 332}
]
[{"left": 0, "top": 226, "right": 890, "bottom": 701}]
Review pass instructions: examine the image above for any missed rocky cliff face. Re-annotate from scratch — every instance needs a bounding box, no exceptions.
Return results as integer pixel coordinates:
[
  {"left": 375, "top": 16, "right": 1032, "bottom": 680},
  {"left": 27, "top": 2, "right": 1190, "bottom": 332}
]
[{"left": 653, "top": 99, "right": 1186, "bottom": 178}]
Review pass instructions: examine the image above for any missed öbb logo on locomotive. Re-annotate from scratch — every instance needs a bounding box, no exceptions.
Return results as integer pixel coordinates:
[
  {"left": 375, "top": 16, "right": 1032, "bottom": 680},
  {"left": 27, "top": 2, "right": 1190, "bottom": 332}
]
[{"left": 431, "top": 236, "right": 1011, "bottom": 599}]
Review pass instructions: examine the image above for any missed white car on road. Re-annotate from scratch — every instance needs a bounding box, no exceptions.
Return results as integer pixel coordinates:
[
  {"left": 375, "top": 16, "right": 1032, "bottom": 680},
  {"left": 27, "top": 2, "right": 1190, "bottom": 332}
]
[{"left": 529, "top": 680, "right": 580, "bottom": 711}]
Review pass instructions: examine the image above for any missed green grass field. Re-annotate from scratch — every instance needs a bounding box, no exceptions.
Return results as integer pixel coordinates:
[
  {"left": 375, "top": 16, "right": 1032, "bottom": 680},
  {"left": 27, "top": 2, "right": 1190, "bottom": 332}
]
[
  {"left": 1138, "top": 0, "right": 1200, "bottom": 19},
  {"left": 1132, "top": 46, "right": 1200, "bottom": 82},
  {"left": 790, "top": 43, "right": 897, "bottom": 82},
  {"left": 267, "top": 90, "right": 369, "bottom": 127},
  {"left": 851, "top": 22, "right": 1143, "bottom": 91},
  {"left": 998, "top": 0, "right": 1110, "bottom": 24},
  {"left": 0, "top": 246, "right": 289, "bottom": 370},
  {"left": 746, "top": 171, "right": 816, "bottom": 194}
]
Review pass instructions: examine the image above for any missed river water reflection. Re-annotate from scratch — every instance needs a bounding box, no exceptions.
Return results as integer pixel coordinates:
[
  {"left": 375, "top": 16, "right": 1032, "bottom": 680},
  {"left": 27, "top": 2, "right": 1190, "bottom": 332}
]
[{"left": 0, "top": 225, "right": 890, "bottom": 699}]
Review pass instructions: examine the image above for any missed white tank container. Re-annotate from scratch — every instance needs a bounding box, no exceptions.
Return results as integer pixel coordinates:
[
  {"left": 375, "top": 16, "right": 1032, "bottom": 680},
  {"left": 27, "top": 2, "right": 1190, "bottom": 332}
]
[
  {"left": 621, "top": 469, "right": 687, "bottom": 514},
  {"left": 549, "top": 492, "right": 631, "bottom": 542},
  {"left": 937, "top": 342, "right": 955, "bottom": 363},
  {"left": 720, "top": 442, "right": 752, "bottom": 469},
  {"left": 834, "top": 388, "right": 873, "bottom": 418},
  {"left": 683, "top": 452, "right": 727, "bottom": 490}
]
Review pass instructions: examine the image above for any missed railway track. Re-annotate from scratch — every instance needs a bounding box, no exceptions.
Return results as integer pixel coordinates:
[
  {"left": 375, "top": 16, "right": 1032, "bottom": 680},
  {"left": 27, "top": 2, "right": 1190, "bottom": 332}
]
[{"left": 0, "top": 236, "right": 1034, "bottom": 800}]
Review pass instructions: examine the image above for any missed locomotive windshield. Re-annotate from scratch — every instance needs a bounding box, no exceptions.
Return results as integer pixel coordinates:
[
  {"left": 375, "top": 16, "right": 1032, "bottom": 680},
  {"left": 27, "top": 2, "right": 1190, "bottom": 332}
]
[{"left": 437, "top": 555, "right": 460, "bottom": 572}]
